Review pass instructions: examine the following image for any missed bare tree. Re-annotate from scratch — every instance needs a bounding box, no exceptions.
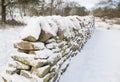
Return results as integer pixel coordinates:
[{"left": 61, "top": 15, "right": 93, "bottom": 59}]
[
  {"left": 50, "top": 0, "right": 54, "bottom": 15},
  {"left": 41, "top": 0, "right": 45, "bottom": 16},
  {"left": 96, "top": 0, "right": 117, "bottom": 8},
  {"left": 0, "top": 0, "right": 39, "bottom": 23},
  {"left": 1, "top": 0, "right": 7, "bottom": 23},
  {"left": 1, "top": 0, "right": 18, "bottom": 23}
]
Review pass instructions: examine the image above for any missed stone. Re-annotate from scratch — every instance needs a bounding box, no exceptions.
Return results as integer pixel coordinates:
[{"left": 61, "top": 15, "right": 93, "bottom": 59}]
[
  {"left": 8, "top": 60, "right": 30, "bottom": 70},
  {"left": 46, "top": 42, "right": 58, "bottom": 50},
  {"left": 6, "top": 67, "right": 19, "bottom": 75},
  {"left": 17, "top": 49, "right": 29, "bottom": 54},
  {"left": 1, "top": 77, "right": 7, "bottom": 82},
  {"left": 46, "top": 39, "right": 56, "bottom": 44},
  {"left": 31, "top": 65, "right": 50, "bottom": 78},
  {"left": 43, "top": 72, "right": 55, "bottom": 82},
  {"left": 20, "top": 70, "right": 33, "bottom": 79},
  {"left": 58, "top": 43, "right": 64, "bottom": 49},
  {"left": 11, "top": 53, "right": 34, "bottom": 66},
  {"left": 64, "top": 37, "right": 71, "bottom": 42},
  {"left": 32, "top": 60, "right": 48, "bottom": 68},
  {"left": 61, "top": 50, "right": 68, "bottom": 57},
  {"left": 52, "top": 48, "right": 61, "bottom": 53},
  {"left": 29, "top": 51, "right": 36, "bottom": 55},
  {"left": 57, "top": 29, "right": 64, "bottom": 40},
  {"left": 20, "top": 19, "right": 41, "bottom": 42},
  {"left": 58, "top": 41, "right": 67, "bottom": 49},
  {"left": 61, "top": 64, "right": 69, "bottom": 75},
  {"left": 50, "top": 65, "right": 56, "bottom": 72},
  {"left": 50, "top": 73, "right": 58, "bottom": 82},
  {"left": 0, "top": 76, "right": 4, "bottom": 82},
  {"left": 11, "top": 53, "right": 48, "bottom": 68},
  {"left": 63, "top": 53, "right": 71, "bottom": 61},
  {"left": 22, "top": 36, "right": 37, "bottom": 42},
  {"left": 34, "top": 49, "right": 53, "bottom": 60},
  {"left": 14, "top": 41, "right": 45, "bottom": 51},
  {"left": 71, "top": 45, "right": 79, "bottom": 51},
  {"left": 48, "top": 54, "right": 61, "bottom": 65},
  {"left": 71, "top": 52, "right": 78, "bottom": 57},
  {"left": 39, "top": 29, "right": 53, "bottom": 42}
]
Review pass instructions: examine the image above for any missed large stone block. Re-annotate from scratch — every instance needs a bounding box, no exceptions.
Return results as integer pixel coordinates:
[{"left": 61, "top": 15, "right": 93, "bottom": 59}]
[
  {"left": 20, "top": 18, "right": 41, "bottom": 42},
  {"left": 31, "top": 65, "right": 50, "bottom": 78},
  {"left": 14, "top": 41, "right": 45, "bottom": 51},
  {"left": 39, "top": 29, "right": 53, "bottom": 42},
  {"left": 11, "top": 53, "right": 48, "bottom": 68}
]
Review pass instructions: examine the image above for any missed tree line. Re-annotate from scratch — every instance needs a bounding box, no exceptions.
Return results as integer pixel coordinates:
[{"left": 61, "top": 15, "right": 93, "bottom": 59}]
[
  {"left": 92, "top": 0, "right": 120, "bottom": 18},
  {"left": 0, "top": 0, "right": 89, "bottom": 24}
]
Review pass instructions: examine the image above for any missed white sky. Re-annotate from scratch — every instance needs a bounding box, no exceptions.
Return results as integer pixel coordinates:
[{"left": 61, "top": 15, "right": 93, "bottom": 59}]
[
  {"left": 64, "top": 0, "right": 104, "bottom": 9},
  {"left": 75, "top": 0, "right": 103, "bottom": 9},
  {"left": 69, "top": 0, "right": 120, "bottom": 9}
]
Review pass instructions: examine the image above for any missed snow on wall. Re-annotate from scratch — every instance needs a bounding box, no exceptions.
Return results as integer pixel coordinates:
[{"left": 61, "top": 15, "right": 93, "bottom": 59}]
[{"left": 0, "top": 16, "right": 95, "bottom": 82}]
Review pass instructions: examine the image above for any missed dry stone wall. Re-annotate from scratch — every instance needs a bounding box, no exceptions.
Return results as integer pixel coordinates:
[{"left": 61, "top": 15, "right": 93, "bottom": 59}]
[{"left": 1, "top": 16, "right": 94, "bottom": 82}]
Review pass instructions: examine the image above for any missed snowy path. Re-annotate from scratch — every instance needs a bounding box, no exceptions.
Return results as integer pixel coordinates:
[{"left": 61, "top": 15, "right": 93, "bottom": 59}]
[
  {"left": 60, "top": 29, "right": 120, "bottom": 82},
  {"left": 0, "top": 27, "right": 23, "bottom": 66}
]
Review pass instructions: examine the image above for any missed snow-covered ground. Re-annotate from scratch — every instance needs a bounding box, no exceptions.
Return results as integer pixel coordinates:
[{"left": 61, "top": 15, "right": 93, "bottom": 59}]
[
  {"left": 0, "top": 18, "right": 120, "bottom": 82},
  {"left": 60, "top": 29, "right": 120, "bottom": 82},
  {"left": 0, "top": 26, "right": 23, "bottom": 72},
  {"left": 95, "top": 17, "right": 120, "bottom": 30},
  {"left": 59, "top": 20, "right": 120, "bottom": 82}
]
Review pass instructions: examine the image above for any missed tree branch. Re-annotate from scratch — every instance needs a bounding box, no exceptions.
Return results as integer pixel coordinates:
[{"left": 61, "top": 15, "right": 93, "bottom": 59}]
[{"left": 4, "top": 1, "right": 18, "bottom": 7}]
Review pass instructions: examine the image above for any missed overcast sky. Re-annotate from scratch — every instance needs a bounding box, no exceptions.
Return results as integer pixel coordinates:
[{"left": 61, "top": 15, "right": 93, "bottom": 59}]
[
  {"left": 66, "top": 0, "right": 120, "bottom": 9},
  {"left": 74, "top": 0, "right": 105, "bottom": 9}
]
